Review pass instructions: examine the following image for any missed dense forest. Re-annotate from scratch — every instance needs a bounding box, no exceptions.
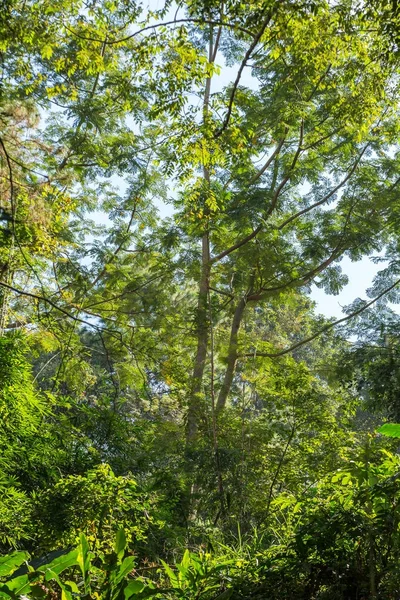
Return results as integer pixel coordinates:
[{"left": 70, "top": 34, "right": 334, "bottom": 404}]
[{"left": 3, "top": 0, "right": 400, "bottom": 597}]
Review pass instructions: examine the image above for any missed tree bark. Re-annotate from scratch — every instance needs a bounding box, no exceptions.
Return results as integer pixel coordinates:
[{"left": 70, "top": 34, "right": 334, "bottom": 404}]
[
  {"left": 186, "top": 21, "right": 219, "bottom": 441},
  {"left": 216, "top": 296, "right": 247, "bottom": 412},
  {"left": 186, "top": 235, "right": 210, "bottom": 440}
]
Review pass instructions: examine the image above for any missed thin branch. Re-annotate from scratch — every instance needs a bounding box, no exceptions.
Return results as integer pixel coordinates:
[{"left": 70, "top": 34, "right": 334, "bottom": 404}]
[
  {"left": 209, "top": 285, "right": 233, "bottom": 299},
  {"left": 0, "top": 135, "right": 15, "bottom": 213},
  {"left": 248, "top": 132, "right": 288, "bottom": 186},
  {"left": 211, "top": 122, "right": 303, "bottom": 264},
  {"left": 246, "top": 244, "right": 342, "bottom": 301},
  {"left": 65, "top": 18, "right": 254, "bottom": 45},
  {"left": 208, "top": 285, "right": 225, "bottom": 521},
  {"left": 214, "top": 9, "right": 274, "bottom": 138},
  {"left": 210, "top": 4, "right": 224, "bottom": 64},
  {"left": 302, "top": 126, "right": 344, "bottom": 151},
  {"left": 33, "top": 351, "right": 61, "bottom": 382},
  {"left": 211, "top": 224, "right": 262, "bottom": 264},
  {"left": 265, "top": 119, "right": 304, "bottom": 218},
  {"left": 243, "top": 278, "right": 400, "bottom": 358},
  {"left": 87, "top": 160, "right": 150, "bottom": 290},
  {"left": 278, "top": 142, "right": 370, "bottom": 230},
  {"left": 306, "top": 64, "right": 331, "bottom": 102},
  {"left": 0, "top": 279, "right": 120, "bottom": 333},
  {"left": 265, "top": 425, "right": 295, "bottom": 517},
  {"left": 82, "top": 271, "right": 168, "bottom": 310},
  {"left": 87, "top": 39, "right": 107, "bottom": 101}
]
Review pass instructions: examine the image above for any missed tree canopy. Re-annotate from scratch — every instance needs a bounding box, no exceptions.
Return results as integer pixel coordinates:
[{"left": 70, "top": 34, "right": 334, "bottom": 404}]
[{"left": 2, "top": 0, "right": 400, "bottom": 598}]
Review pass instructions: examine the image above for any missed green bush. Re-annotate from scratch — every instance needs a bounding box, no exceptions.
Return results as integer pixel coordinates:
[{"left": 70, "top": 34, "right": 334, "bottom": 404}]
[
  {"left": 34, "top": 464, "right": 165, "bottom": 556},
  {"left": 0, "top": 531, "right": 236, "bottom": 600},
  {"left": 0, "top": 486, "right": 33, "bottom": 551}
]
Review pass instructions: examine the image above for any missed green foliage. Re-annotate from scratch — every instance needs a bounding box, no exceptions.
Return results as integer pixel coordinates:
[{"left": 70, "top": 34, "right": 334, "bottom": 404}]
[
  {"left": 0, "top": 487, "right": 33, "bottom": 551},
  {"left": 377, "top": 423, "right": 400, "bottom": 437},
  {"left": 0, "top": 334, "right": 45, "bottom": 550},
  {"left": 34, "top": 464, "right": 164, "bottom": 556},
  {"left": 0, "top": 333, "right": 47, "bottom": 435},
  {"left": 2, "top": 1, "right": 400, "bottom": 598},
  {"left": 0, "top": 531, "right": 238, "bottom": 599},
  {"left": 160, "top": 549, "right": 235, "bottom": 599},
  {"left": 0, "top": 531, "right": 156, "bottom": 600},
  {"left": 2, "top": 442, "right": 400, "bottom": 600}
]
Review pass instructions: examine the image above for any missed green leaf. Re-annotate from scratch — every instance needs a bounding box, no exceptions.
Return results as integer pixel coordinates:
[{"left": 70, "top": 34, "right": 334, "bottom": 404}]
[
  {"left": 377, "top": 423, "right": 400, "bottom": 438},
  {"left": 43, "top": 569, "right": 78, "bottom": 600},
  {"left": 64, "top": 580, "right": 79, "bottom": 594},
  {"left": 114, "top": 556, "right": 136, "bottom": 585},
  {"left": 124, "top": 580, "right": 145, "bottom": 598},
  {"left": 160, "top": 560, "right": 179, "bottom": 588},
  {"left": 0, "top": 552, "right": 29, "bottom": 577},
  {"left": 77, "top": 534, "right": 91, "bottom": 594},
  {"left": 3, "top": 574, "right": 31, "bottom": 596},
  {"left": 115, "top": 528, "right": 127, "bottom": 559},
  {"left": 40, "top": 549, "right": 79, "bottom": 578},
  {"left": 41, "top": 45, "right": 53, "bottom": 59},
  {"left": 180, "top": 549, "right": 190, "bottom": 570}
]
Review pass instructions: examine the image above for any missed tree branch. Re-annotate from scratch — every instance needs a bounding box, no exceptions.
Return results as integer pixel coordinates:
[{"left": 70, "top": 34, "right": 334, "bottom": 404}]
[
  {"left": 246, "top": 245, "right": 342, "bottom": 301},
  {"left": 248, "top": 131, "right": 288, "bottom": 186},
  {"left": 211, "top": 224, "right": 262, "bottom": 264},
  {"left": 265, "top": 119, "right": 304, "bottom": 218},
  {"left": 277, "top": 142, "right": 370, "bottom": 230},
  {"left": 0, "top": 279, "right": 123, "bottom": 335},
  {"left": 243, "top": 278, "right": 400, "bottom": 358},
  {"left": 65, "top": 18, "right": 255, "bottom": 45},
  {"left": 214, "top": 9, "right": 275, "bottom": 137},
  {"left": 211, "top": 122, "right": 303, "bottom": 264}
]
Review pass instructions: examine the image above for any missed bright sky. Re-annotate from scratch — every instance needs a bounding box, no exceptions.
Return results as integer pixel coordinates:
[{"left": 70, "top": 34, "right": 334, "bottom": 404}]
[{"left": 310, "top": 256, "right": 382, "bottom": 318}]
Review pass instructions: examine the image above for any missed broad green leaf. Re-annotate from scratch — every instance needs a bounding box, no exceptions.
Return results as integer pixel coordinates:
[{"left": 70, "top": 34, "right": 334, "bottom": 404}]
[
  {"left": 180, "top": 549, "right": 190, "bottom": 571},
  {"left": 40, "top": 549, "right": 79, "bottom": 578},
  {"left": 0, "top": 552, "right": 29, "bottom": 577},
  {"left": 114, "top": 556, "right": 136, "bottom": 585},
  {"left": 115, "top": 528, "right": 127, "bottom": 559},
  {"left": 77, "top": 534, "right": 91, "bottom": 594},
  {"left": 43, "top": 568, "right": 78, "bottom": 600},
  {"left": 3, "top": 574, "right": 31, "bottom": 596},
  {"left": 124, "top": 580, "right": 145, "bottom": 598},
  {"left": 377, "top": 423, "right": 400, "bottom": 438}
]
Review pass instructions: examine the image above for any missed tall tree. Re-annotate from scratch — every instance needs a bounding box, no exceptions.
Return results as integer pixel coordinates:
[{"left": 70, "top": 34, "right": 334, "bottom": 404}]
[{"left": 160, "top": 0, "right": 400, "bottom": 439}]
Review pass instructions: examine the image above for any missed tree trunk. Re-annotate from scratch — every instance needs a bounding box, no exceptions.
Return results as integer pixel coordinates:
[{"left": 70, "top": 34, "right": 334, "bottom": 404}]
[
  {"left": 216, "top": 296, "right": 247, "bottom": 412},
  {"left": 186, "top": 22, "right": 217, "bottom": 441},
  {"left": 186, "top": 235, "right": 210, "bottom": 441}
]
